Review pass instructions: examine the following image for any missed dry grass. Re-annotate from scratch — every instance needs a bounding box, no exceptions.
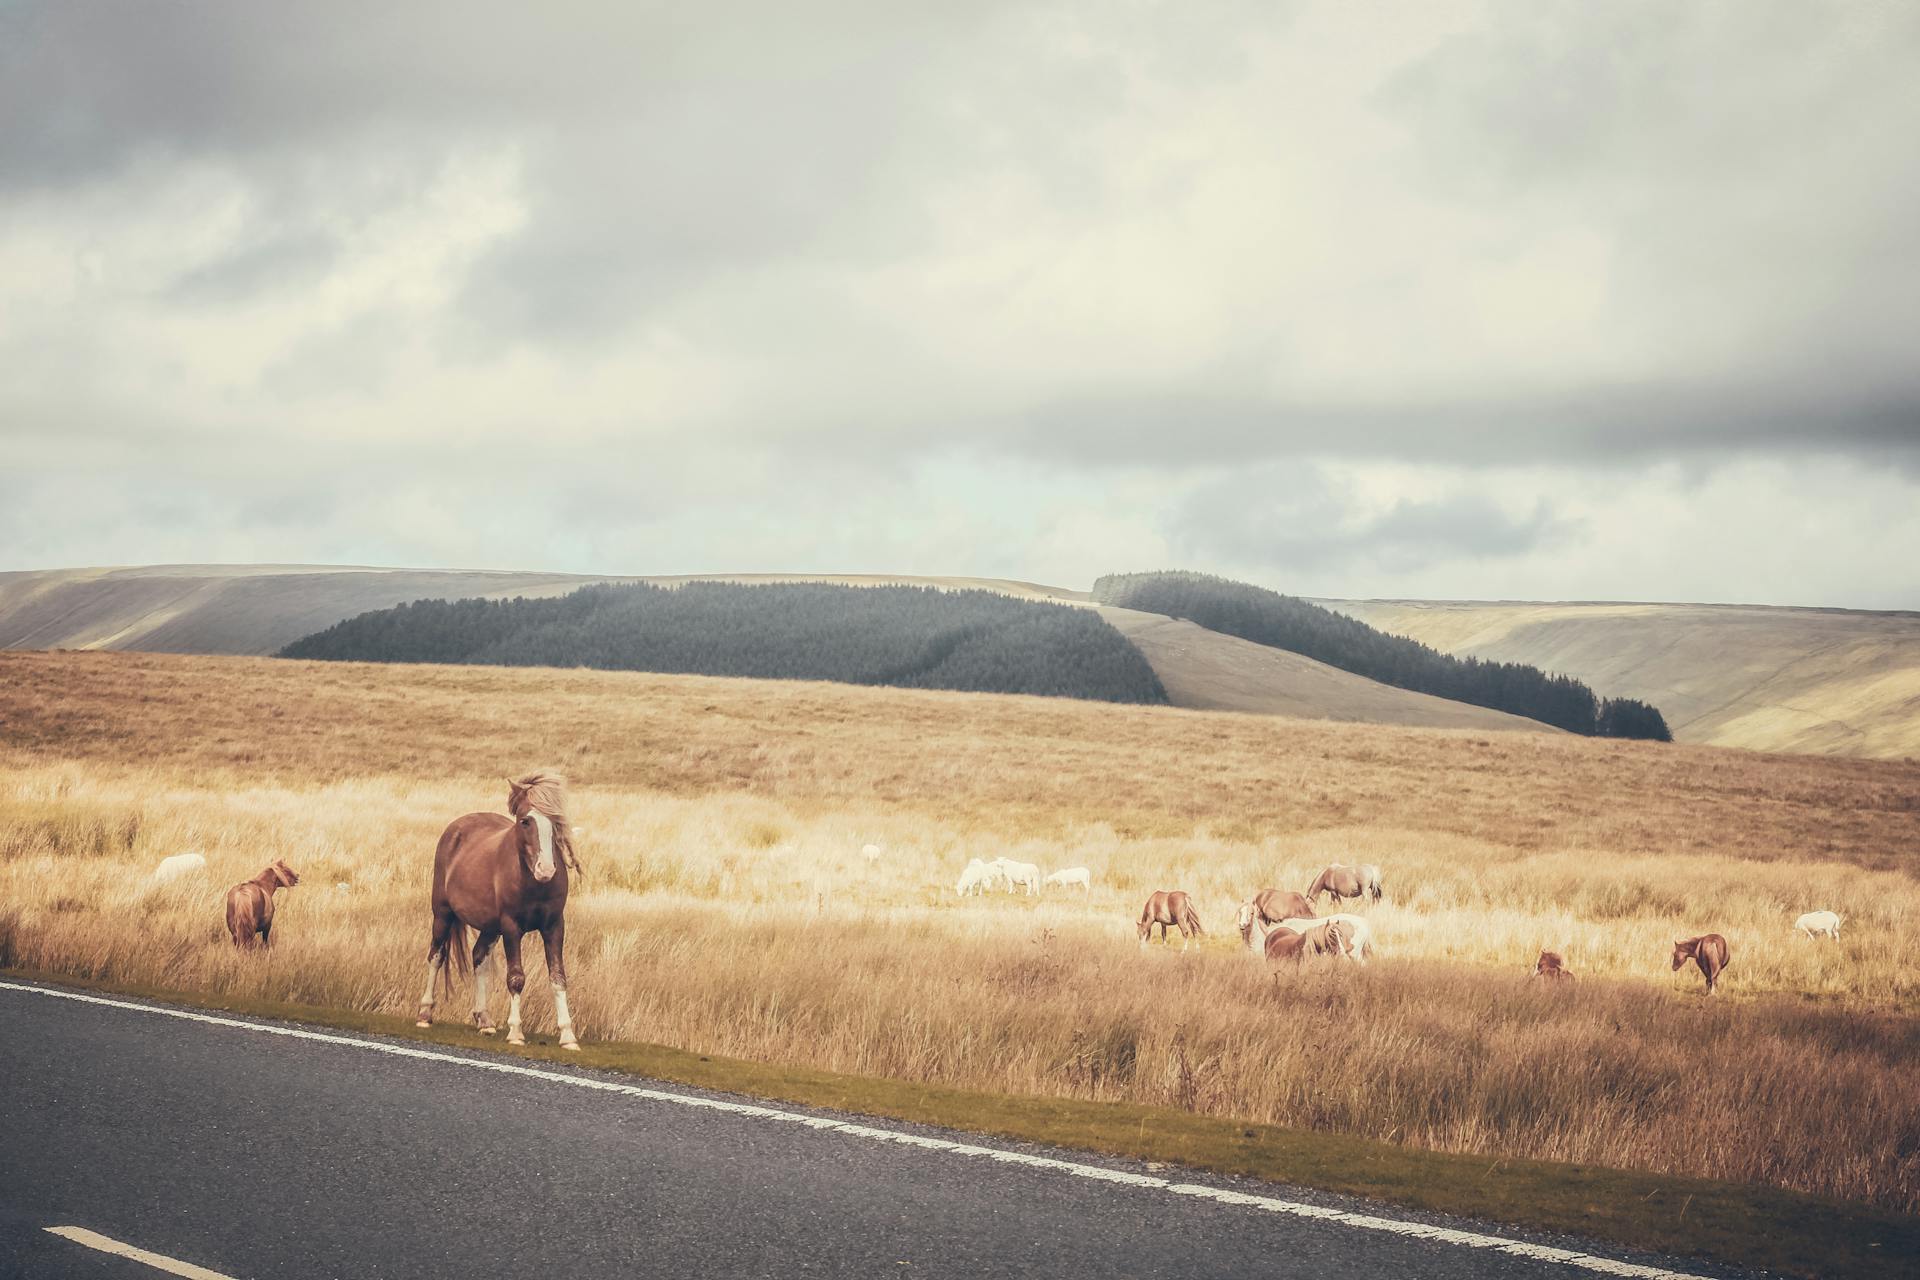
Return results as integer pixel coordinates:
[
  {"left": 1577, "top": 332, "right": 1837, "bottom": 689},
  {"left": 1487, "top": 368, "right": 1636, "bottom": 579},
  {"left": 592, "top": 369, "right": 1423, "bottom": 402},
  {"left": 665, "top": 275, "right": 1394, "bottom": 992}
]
[{"left": 3, "top": 650, "right": 1918, "bottom": 1215}]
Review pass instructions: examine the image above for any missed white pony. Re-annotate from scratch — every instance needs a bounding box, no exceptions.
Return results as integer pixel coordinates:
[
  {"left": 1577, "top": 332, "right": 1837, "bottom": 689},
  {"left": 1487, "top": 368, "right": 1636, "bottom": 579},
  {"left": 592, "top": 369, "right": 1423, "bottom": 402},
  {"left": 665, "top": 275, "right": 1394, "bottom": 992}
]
[
  {"left": 152, "top": 852, "right": 207, "bottom": 883},
  {"left": 1793, "top": 910, "right": 1842, "bottom": 939},
  {"left": 1044, "top": 866, "right": 1091, "bottom": 892},
  {"left": 954, "top": 858, "right": 994, "bottom": 896},
  {"left": 990, "top": 857, "right": 1041, "bottom": 895},
  {"left": 1249, "top": 913, "right": 1375, "bottom": 963},
  {"left": 862, "top": 843, "right": 883, "bottom": 864}
]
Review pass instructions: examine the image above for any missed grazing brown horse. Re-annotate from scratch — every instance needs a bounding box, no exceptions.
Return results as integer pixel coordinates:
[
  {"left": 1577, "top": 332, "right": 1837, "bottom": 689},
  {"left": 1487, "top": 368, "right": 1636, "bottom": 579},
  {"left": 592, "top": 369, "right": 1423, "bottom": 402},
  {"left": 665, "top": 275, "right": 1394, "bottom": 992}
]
[
  {"left": 1236, "top": 889, "right": 1314, "bottom": 951},
  {"left": 225, "top": 859, "right": 299, "bottom": 949},
  {"left": 1266, "top": 919, "right": 1350, "bottom": 966},
  {"left": 1138, "top": 891, "right": 1204, "bottom": 950},
  {"left": 1305, "top": 863, "right": 1382, "bottom": 908},
  {"left": 416, "top": 772, "right": 582, "bottom": 1048},
  {"left": 1672, "top": 934, "right": 1730, "bottom": 995},
  {"left": 1533, "top": 950, "right": 1574, "bottom": 981}
]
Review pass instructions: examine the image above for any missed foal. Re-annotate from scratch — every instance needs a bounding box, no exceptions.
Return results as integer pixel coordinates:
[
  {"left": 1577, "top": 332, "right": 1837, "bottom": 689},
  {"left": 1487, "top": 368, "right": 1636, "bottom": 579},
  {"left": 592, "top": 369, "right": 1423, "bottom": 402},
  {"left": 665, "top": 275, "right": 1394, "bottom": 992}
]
[{"left": 225, "top": 859, "right": 299, "bottom": 949}]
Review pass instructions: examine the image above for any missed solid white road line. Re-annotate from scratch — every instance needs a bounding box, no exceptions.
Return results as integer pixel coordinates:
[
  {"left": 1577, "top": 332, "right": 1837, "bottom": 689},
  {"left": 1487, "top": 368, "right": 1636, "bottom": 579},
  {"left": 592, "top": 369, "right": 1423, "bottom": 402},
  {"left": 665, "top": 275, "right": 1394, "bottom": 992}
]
[
  {"left": 44, "top": 1226, "right": 238, "bottom": 1279},
  {"left": 7, "top": 980, "right": 1714, "bottom": 1280}
]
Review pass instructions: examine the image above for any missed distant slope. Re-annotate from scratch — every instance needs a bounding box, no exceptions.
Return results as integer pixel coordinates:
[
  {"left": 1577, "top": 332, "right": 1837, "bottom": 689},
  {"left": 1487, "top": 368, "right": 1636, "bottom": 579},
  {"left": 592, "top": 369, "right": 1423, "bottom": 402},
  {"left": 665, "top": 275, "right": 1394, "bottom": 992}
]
[
  {"left": 1327, "top": 600, "right": 1920, "bottom": 760},
  {"left": 1096, "top": 606, "right": 1557, "bottom": 734},
  {"left": 0, "top": 566, "right": 1075, "bottom": 657},
  {"left": 280, "top": 581, "right": 1168, "bottom": 706}
]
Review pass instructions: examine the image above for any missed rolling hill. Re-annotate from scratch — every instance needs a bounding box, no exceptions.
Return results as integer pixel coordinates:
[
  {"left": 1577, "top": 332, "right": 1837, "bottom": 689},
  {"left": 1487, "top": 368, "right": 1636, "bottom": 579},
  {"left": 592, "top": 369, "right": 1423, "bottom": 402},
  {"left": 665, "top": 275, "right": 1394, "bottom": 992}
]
[
  {"left": 1327, "top": 600, "right": 1920, "bottom": 760},
  {"left": 0, "top": 564, "right": 1557, "bottom": 739}
]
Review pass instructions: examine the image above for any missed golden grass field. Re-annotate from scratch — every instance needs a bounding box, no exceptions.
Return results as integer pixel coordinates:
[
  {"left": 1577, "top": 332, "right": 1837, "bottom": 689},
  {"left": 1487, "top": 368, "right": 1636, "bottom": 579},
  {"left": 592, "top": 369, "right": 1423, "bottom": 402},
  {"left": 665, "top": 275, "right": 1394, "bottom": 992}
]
[{"left": 3, "top": 649, "right": 1917, "bottom": 1214}]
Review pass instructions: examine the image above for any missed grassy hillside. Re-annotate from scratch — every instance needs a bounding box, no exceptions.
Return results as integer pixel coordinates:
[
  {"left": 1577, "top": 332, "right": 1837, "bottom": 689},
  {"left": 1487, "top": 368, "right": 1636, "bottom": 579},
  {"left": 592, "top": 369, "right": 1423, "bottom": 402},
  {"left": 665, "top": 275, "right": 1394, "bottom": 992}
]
[
  {"left": 3, "top": 650, "right": 1916, "bottom": 1223},
  {"left": 1330, "top": 600, "right": 1920, "bottom": 760},
  {"left": 280, "top": 581, "right": 1168, "bottom": 705},
  {"left": 1096, "top": 605, "right": 1555, "bottom": 734}
]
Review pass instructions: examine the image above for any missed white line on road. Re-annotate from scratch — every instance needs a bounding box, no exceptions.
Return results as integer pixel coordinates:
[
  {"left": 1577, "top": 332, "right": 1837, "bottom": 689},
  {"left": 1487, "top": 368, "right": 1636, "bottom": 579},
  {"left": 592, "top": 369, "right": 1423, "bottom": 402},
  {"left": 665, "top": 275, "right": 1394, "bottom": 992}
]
[
  {"left": 7, "top": 980, "right": 1714, "bottom": 1280},
  {"left": 44, "top": 1226, "right": 238, "bottom": 1279}
]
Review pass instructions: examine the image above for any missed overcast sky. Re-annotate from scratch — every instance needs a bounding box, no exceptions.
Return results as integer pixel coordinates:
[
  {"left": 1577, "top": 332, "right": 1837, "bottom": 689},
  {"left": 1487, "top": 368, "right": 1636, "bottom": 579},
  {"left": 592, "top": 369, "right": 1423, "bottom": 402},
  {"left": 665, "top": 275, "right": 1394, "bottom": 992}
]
[{"left": 4, "top": 1, "right": 1917, "bottom": 607}]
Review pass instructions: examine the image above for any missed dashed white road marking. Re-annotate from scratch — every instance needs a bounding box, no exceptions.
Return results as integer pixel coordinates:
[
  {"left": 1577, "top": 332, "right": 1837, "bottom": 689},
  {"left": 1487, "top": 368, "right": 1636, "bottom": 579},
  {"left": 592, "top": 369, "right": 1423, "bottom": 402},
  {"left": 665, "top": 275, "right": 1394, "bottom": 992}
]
[
  {"left": 44, "top": 1226, "right": 238, "bottom": 1279},
  {"left": 7, "top": 980, "right": 1714, "bottom": 1280}
]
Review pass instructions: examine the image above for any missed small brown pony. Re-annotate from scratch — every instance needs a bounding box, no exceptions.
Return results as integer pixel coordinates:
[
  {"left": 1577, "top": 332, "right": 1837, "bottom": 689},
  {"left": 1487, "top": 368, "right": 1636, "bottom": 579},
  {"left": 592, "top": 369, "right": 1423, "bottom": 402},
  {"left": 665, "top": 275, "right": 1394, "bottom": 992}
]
[
  {"left": 1672, "top": 934, "right": 1730, "bottom": 995},
  {"left": 1305, "top": 863, "right": 1382, "bottom": 908},
  {"left": 1266, "top": 919, "right": 1350, "bottom": 966},
  {"left": 1236, "top": 889, "right": 1314, "bottom": 951},
  {"left": 416, "top": 772, "right": 583, "bottom": 1048},
  {"left": 1533, "top": 950, "right": 1574, "bottom": 981},
  {"left": 225, "top": 859, "right": 299, "bottom": 949},
  {"left": 1138, "top": 890, "right": 1204, "bottom": 950}
]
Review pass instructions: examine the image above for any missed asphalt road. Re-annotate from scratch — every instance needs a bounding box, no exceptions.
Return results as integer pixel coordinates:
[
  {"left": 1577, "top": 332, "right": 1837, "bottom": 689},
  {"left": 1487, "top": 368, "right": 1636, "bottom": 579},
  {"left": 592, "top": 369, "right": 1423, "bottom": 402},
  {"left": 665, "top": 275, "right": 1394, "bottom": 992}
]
[{"left": 0, "top": 982, "right": 1741, "bottom": 1279}]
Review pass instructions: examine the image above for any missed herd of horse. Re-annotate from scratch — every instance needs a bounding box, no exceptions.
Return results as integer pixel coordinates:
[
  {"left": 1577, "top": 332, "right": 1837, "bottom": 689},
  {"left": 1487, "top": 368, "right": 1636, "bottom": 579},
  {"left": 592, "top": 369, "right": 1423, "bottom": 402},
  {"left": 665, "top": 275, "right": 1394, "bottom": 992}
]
[{"left": 203, "top": 772, "right": 1852, "bottom": 1047}]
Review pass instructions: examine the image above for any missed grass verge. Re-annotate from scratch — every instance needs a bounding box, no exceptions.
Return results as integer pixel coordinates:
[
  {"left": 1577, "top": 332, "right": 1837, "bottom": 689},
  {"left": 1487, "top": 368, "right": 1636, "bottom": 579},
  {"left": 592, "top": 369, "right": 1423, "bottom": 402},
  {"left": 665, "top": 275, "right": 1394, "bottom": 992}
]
[{"left": 10, "top": 967, "right": 1912, "bottom": 1279}]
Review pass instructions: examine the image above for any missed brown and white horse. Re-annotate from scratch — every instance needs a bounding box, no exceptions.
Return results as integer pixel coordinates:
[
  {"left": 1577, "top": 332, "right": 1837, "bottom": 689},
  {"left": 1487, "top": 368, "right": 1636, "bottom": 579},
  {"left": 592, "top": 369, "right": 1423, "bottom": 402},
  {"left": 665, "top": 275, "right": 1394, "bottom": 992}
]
[
  {"left": 1266, "top": 919, "right": 1350, "bottom": 966},
  {"left": 1236, "top": 889, "right": 1314, "bottom": 952},
  {"left": 1305, "top": 863, "right": 1382, "bottom": 908},
  {"left": 1672, "top": 934, "right": 1730, "bottom": 995},
  {"left": 1138, "top": 890, "right": 1204, "bottom": 950},
  {"left": 416, "top": 772, "right": 583, "bottom": 1049},
  {"left": 225, "top": 859, "right": 299, "bottom": 949}
]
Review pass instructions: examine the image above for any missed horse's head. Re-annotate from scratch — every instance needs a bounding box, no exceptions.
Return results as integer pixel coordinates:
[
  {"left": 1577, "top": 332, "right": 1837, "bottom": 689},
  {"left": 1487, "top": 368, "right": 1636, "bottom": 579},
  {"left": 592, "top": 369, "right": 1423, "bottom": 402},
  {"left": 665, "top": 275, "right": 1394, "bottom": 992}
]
[
  {"left": 270, "top": 859, "right": 300, "bottom": 889},
  {"left": 515, "top": 810, "right": 560, "bottom": 883},
  {"left": 1670, "top": 937, "right": 1695, "bottom": 970}
]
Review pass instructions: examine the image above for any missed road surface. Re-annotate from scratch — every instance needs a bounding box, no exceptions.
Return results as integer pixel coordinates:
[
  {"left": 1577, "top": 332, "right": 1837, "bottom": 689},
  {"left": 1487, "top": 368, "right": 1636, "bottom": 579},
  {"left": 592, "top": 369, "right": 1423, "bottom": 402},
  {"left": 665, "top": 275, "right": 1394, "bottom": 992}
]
[{"left": 0, "top": 981, "right": 1739, "bottom": 1279}]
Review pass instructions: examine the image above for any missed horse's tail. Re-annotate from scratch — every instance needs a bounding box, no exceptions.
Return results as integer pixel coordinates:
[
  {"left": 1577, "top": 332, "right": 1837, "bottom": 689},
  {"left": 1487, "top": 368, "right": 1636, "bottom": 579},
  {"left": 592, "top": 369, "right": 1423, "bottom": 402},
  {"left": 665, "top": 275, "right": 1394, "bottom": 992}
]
[
  {"left": 1181, "top": 901, "right": 1204, "bottom": 938},
  {"left": 434, "top": 921, "right": 471, "bottom": 1001}
]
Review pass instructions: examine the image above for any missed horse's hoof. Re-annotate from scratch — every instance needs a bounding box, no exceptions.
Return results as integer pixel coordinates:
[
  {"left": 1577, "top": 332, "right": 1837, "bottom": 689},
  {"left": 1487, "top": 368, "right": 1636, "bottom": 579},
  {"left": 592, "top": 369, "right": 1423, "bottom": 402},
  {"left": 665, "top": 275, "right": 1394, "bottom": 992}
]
[
  {"left": 507, "top": 1033, "right": 526, "bottom": 1046},
  {"left": 561, "top": 1041, "right": 581, "bottom": 1052},
  {"left": 479, "top": 1026, "right": 496, "bottom": 1036},
  {"left": 415, "top": 1019, "right": 432, "bottom": 1028}
]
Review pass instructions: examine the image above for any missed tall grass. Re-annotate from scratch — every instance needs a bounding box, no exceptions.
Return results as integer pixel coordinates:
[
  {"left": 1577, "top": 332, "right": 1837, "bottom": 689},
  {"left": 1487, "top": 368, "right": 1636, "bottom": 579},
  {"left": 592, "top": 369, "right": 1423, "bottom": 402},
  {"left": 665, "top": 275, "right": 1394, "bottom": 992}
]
[{"left": 2, "top": 651, "right": 1917, "bottom": 1213}]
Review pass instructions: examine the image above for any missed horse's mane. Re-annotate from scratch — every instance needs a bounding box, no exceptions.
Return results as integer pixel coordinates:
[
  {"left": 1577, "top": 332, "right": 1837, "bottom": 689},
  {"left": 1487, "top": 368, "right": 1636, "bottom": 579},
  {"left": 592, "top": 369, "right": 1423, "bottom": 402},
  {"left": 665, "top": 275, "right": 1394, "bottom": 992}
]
[{"left": 508, "top": 771, "right": 582, "bottom": 873}]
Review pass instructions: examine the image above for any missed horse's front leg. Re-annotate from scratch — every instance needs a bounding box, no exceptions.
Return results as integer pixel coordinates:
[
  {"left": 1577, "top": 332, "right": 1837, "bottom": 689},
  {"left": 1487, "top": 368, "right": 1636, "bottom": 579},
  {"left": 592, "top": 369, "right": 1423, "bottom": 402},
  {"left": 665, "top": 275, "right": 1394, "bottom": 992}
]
[
  {"left": 502, "top": 927, "right": 528, "bottom": 1045},
  {"left": 542, "top": 920, "right": 580, "bottom": 1051}
]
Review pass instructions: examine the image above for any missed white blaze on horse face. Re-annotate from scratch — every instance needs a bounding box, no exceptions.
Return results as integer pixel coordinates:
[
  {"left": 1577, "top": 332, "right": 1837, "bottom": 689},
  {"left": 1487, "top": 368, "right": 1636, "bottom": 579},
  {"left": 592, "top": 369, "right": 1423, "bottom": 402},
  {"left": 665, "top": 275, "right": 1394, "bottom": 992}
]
[{"left": 528, "top": 811, "right": 556, "bottom": 881}]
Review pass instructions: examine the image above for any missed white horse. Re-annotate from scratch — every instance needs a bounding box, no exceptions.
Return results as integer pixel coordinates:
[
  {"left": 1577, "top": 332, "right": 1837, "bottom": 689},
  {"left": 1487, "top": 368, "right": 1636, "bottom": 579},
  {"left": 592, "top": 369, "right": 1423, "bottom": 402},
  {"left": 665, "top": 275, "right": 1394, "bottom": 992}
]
[
  {"left": 1044, "top": 866, "right": 1091, "bottom": 891},
  {"left": 1793, "top": 910, "right": 1841, "bottom": 939},
  {"left": 152, "top": 852, "right": 207, "bottom": 882},
  {"left": 1251, "top": 913, "right": 1375, "bottom": 963},
  {"left": 990, "top": 857, "right": 1041, "bottom": 895},
  {"left": 954, "top": 858, "right": 994, "bottom": 896}
]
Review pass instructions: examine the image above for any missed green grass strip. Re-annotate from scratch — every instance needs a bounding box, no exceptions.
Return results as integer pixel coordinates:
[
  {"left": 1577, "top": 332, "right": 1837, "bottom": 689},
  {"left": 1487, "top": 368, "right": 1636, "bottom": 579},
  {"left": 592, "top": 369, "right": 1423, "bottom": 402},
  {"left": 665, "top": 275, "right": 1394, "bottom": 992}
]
[{"left": 10, "top": 967, "right": 1913, "bottom": 1279}]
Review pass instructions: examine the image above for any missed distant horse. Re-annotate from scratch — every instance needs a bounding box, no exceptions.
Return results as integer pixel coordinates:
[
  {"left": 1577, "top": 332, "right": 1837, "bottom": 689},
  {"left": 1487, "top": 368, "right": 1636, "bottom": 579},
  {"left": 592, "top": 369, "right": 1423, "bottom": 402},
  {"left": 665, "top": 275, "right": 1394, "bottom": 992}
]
[
  {"left": 991, "top": 857, "right": 1041, "bottom": 895},
  {"left": 1672, "top": 934, "right": 1730, "bottom": 995},
  {"left": 1138, "top": 891, "right": 1204, "bottom": 950},
  {"left": 862, "top": 843, "right": 883, "bottom": 864},
  {"left": 1793, "top": 910, "right": 1841, "bottom": 940},
  {"left": 955, "top": 858, "right": 994, "bottom": 896},
  {"left": 416, "top": 772, "right": 582, "bottom": 1049},
  {"left": 155, "top": 852, "right": 207, "bottom": 883},
  {"left": 1266, "top": 919, "right": 1351, "bottom": 966},
  {"left": 1246, "top": 912, "right": 1374, "bottom": 963},
  {"left": 225, "top": 859, "right": 299, "bottom": 949},
  {"left": 1236, "top": 889, "right": 1314, "bottom": 952},
  {"left": 1533, "top": 950, "right": 1574, "bottom": 981},
  {"left": 1305, "top": 863, "right": 1382, "bottom": 908},
  {"left": 1044, "top": 866, "right": 1091, "bottom": 892}
]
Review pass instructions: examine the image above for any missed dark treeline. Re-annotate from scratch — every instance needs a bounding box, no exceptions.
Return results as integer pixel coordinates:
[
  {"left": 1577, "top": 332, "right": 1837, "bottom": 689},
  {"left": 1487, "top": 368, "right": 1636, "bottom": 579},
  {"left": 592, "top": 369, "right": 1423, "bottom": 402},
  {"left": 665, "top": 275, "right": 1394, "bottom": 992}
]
[
  {"left": 280, "top": 581, "right": 1169, "bottom": 706},
  {"left": 1092, "top": 571, "right": 1670, "bottom": 740}
]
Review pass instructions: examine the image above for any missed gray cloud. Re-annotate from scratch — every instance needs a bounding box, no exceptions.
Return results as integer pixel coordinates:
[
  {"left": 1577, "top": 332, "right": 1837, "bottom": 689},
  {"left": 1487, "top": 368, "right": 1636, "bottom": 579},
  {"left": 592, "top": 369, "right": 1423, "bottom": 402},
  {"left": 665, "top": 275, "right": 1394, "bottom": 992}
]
[
  {"left": 1171, "top": 464, "right": 1576, "bottom": 575},
  {"left": 2, "top": 2, "right": 1917, "bottom": 605}
]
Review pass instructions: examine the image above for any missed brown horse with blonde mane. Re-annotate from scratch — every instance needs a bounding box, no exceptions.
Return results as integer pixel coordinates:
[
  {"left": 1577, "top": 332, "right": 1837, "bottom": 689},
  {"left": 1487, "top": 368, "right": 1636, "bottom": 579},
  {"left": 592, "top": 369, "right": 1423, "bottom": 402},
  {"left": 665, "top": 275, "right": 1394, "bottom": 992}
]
[
  {"left": 1236, "top": 888, "right": 1314, "bottom": 951},
  {"left": 225, "top": 859, "right": 299, "bottom": 949},
  {"left": 1137, "top": 890, "right": 1204, "bottom": 950},
  {"left": 1266, "top": 919, "right": 1350, "bottom": 966},
  {"left": 416, "top": 772, "right": 582, "bottom": 1049}
]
